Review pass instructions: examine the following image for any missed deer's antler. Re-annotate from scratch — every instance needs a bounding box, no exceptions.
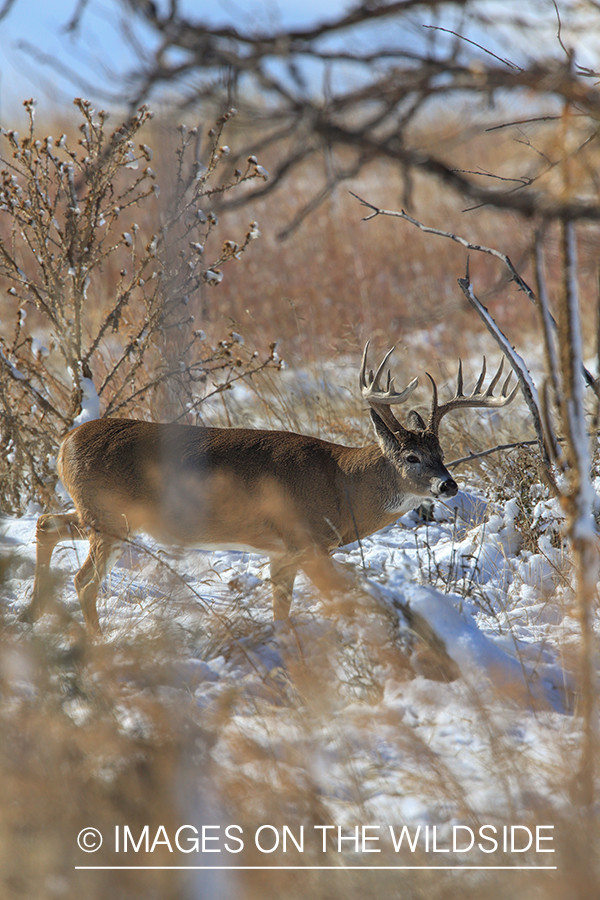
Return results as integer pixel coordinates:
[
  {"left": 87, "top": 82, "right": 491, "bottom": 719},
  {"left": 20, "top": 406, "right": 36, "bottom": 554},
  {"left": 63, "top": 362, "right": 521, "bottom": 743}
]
[
  {"left": 360, "top": 341, "right": 420, "bottom": 436},
  {"left": 427, "top": 357, "right": 518, "bottom": 435},
  {"left": 360, "top": 341, "right": 419, "bottom": 406}
]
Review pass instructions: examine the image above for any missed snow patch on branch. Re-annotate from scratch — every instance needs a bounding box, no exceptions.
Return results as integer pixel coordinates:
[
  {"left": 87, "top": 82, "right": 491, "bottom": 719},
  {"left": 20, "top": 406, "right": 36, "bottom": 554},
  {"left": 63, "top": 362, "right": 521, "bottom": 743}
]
[{"left": 70, "top": 364, "right": 100, "bottom": 428}]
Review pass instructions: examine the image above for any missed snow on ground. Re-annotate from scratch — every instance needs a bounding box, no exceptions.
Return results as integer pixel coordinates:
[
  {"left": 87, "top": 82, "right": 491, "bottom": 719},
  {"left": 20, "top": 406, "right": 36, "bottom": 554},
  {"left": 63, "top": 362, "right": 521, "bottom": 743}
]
[{"left": 1, "top": 469, "right": 595, "bottom": 870}]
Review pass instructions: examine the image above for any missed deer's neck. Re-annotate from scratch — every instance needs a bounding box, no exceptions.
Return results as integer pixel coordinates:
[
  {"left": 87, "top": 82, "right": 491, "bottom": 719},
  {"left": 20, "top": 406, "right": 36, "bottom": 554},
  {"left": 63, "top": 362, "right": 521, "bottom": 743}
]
[{"left": 333, "top": 444, "right": 420, "bottom": 543}]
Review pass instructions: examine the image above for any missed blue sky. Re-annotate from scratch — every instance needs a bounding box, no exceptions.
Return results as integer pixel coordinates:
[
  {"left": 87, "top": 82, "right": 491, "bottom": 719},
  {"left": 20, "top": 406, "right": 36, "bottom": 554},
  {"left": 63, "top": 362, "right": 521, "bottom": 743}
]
[{"left": 0, "top": 0, "right": 352, "bottom": 119}]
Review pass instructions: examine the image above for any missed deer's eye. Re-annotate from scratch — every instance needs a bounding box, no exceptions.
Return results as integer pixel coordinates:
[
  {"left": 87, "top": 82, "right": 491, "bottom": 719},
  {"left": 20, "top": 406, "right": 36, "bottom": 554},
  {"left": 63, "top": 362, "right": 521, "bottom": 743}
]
[{"left": 406, "top": 454, "right": 420, "bottom": 464}]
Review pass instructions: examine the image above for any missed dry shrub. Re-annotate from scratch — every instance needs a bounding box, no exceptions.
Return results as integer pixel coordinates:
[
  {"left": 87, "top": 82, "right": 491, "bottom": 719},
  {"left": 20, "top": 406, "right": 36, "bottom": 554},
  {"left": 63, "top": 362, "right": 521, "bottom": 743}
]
[{"left": 0, "top": 100, "right": 281, "bottom": 514}]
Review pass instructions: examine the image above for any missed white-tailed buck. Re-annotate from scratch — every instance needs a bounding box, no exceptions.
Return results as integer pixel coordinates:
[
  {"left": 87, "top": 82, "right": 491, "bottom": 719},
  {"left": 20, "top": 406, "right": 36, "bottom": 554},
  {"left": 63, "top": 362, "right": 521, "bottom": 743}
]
[{"left": 29, "top": 344, "right": 516, "bottom": 633}]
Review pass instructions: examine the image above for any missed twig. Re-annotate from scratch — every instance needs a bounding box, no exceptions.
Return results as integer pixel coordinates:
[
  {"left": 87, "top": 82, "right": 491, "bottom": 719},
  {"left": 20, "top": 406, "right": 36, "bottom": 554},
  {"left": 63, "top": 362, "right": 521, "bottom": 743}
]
[
  {"left": 485, "top": 115, "right": 562, "bottom": 132},
  {"left": 422, "top": 24, "right": 522, "bottom": 72},
  {"left": 448, "top": 438, "right": 539, "bottom": 470},
  {"left": 350, "top": 190, "right": 537, "bottom": 297}
]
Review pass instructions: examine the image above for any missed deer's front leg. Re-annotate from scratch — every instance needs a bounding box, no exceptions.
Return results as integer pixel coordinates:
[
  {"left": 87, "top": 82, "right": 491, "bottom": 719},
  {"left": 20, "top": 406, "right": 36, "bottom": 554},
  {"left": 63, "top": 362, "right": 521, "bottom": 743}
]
[{"left": 27, "top": 512, "right": 85, "bottom": 622}]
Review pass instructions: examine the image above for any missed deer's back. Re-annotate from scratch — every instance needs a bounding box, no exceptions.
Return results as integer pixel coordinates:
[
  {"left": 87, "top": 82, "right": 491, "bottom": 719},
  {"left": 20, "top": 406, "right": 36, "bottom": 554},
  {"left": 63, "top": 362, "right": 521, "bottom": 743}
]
[{"left": 57, "top": 418, "right": 356, "bottom": 549}]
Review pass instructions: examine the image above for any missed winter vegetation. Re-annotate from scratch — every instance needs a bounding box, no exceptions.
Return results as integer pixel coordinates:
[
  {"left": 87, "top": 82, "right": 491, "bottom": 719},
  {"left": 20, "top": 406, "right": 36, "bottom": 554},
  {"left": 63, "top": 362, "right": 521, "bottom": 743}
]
[{"left": 1, "top": 1, "right": 600, "bottom": 898}]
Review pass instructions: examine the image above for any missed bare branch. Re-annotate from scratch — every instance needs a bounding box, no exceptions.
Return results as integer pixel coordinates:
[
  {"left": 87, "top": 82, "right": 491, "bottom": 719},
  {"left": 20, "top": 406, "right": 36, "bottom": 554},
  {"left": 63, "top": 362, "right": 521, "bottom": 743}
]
[
  {"left": 456, "top": 259, "right": 548, "bottom": 460},
  {"left": 350, "top": 192, "right": 537, "bottom": 297},
  {"left": 534, "top": 231, "right": 561, "bottom": 407},
  {"left": 448, "top": 438, "right": 540, "bottom": 470},
  {"left": 19, "top": 0, "right": 600, "bottom": 226},
  {"left": 353, "top": 193, "right": 597, "bottom": 388},
  {"left": 63, "top": 0, "right": 90, "bottom": 33},
  {"left": 485, "top": 115, "right": 563, "bottom": 132},
  {"left": 0, "top": 0, "right": 17, "bottom": 21},
  {"left": 422, "top": 24, "right": 523, "bottom": 71}
]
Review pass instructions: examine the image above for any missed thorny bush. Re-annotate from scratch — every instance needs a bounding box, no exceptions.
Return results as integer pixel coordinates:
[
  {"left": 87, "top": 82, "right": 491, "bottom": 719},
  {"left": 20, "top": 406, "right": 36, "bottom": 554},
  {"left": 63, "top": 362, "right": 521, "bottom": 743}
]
[{"left": 0, "top": 99, "right": 279, "bottom": 514}]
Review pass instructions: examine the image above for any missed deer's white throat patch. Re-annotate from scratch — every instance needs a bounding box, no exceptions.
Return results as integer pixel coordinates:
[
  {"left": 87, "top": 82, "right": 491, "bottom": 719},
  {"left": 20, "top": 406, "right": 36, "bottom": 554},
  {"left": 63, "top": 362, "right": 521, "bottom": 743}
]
[{"left": 384, "top": 493, "right": 424, "bottom": 515}]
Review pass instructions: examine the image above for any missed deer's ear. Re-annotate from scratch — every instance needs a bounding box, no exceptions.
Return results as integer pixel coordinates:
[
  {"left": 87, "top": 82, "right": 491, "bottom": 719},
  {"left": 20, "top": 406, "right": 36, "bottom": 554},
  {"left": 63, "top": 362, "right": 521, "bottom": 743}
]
[
  {"left": 406, "top": 410, "right": 426, "bottom": 431},
  {"left": 370, "top": 409, "right": 400, "bottom": 454}
]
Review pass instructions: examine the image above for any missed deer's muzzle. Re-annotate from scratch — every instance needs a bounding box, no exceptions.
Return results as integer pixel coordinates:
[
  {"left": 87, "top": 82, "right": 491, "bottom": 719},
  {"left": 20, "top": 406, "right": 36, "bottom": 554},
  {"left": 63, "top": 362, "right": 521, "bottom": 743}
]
[{"left": 432, "top": 474, "right": 458, "bottom": 498}]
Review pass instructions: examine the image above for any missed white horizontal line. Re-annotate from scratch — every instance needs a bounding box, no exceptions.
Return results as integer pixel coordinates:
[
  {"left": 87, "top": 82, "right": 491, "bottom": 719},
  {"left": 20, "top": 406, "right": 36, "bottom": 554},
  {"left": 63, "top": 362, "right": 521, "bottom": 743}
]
[{"left": 75, "top": 865, "right": 557, "bottom": 871}]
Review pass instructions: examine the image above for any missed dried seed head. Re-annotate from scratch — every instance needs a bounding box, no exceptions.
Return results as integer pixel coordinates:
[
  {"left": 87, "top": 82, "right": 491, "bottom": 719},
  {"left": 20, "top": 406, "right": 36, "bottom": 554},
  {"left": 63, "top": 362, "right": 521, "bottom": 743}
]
[{"left": 204, "top": 268, "right": 223, "bottom": 285}]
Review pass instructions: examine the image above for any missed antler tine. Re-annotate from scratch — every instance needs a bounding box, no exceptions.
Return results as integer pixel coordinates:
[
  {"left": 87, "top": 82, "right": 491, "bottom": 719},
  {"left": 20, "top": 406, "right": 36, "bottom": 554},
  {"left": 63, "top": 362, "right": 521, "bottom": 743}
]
[
  {"left": 360, "top": 342, "right": 419, "bottom": 406},
  {"left": 359, "top": 340, "right": 371, "bottom": 392},
  {"left": 473, "top": 356, "right": 487, "bottom": 395},
  {"left": 456, "top": 359, "right": 464, "bottom": 398},
  {"left": 372, "top": 345, "right": 397, "bottom": 392},
  {"left": 483, "top": 357, "right": 504, "bottom": 397},
  {"left": 502, "top": 370, "right": 517, "bottom": 399},
  {"left": 425, "top": 371, "right": 439, "bottom": 408},
  {"left": 360, "top": 341, "right": 394, "bottom": 392},
  {"left": 427, "top": 356, "right": 519, "bottom": 435},
  {"left": 482, "top": 359, "right": 518, "bottom": 403}
]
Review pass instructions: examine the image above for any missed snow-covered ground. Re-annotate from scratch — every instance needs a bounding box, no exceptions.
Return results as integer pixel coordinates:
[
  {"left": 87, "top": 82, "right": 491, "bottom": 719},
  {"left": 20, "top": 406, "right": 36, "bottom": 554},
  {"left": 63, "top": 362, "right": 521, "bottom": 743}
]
[{"left": 1, "top": 468, "right": 594, "bottom": 879}]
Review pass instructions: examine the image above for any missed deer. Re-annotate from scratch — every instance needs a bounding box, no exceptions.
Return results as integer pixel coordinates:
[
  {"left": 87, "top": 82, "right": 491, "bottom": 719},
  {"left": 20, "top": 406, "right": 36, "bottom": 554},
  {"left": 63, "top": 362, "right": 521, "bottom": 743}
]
[{"left": 28, "top": 343, "right": 517, "bottom": 634}]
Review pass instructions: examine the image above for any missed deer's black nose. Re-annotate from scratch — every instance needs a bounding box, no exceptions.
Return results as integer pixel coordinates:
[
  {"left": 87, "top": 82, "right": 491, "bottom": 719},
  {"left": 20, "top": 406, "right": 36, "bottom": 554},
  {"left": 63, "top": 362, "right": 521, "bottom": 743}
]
[{"left": 439, "top": 477, "right": 458, "bottom": 497}]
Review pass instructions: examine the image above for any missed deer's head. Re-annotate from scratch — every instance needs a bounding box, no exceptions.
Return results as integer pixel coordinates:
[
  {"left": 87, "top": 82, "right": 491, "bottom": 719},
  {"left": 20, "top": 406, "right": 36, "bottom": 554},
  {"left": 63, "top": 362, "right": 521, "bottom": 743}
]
[{"left": 360, "top": 342, "right": 517, "bottom": 503}]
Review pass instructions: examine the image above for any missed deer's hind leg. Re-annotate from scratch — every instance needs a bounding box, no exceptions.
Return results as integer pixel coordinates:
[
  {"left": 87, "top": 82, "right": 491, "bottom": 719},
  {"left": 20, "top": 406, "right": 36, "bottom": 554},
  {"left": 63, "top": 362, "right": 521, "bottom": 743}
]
[
  {"left": 73, "top": 530, "right": 121, "bottom": 635},
  {"left": 269, "top": 547, "right": 348, "bottom": 620},
  {"left": 301, "top": 552, "right": 344, "bottom": 599},
  {"left": 27, "top": 512, "right": 86, "bottom": 623},
  {"left": 269, "top": 552, "right": 301, "bottom": 620}
]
